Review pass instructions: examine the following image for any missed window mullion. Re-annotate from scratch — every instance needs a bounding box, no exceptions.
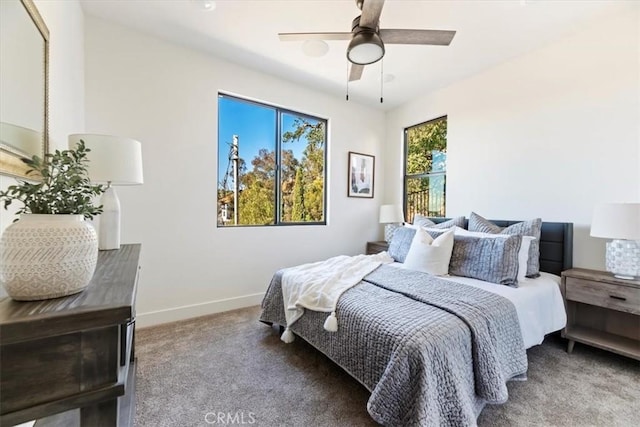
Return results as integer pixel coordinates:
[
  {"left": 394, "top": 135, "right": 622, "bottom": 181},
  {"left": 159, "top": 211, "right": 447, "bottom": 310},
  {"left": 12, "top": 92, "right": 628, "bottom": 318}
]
[{"left": 275, "top": 109, "right": 282, "bottom": 225}]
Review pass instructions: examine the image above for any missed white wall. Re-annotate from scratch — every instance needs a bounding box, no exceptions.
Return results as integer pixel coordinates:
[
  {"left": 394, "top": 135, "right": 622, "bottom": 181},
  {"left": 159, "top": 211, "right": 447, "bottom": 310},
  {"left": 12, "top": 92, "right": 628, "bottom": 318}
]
[
  {"left": 0, "top": 0, "right": 84, "bottom": 233},
  {"left": 637, "top": 9, "right": 640, "bottom": 200},
  {"left": 84, "top": 17, "right": 386, "bottom": 326},
  {"left": 385, "top": 8, "right": 640, "bottom": 271}
]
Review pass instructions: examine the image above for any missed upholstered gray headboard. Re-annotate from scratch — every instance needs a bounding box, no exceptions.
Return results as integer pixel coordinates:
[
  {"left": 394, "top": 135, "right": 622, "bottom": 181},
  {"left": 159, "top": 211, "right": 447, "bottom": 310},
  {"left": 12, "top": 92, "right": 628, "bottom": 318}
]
[{"left": 428, "top": 218, "right": 573, "bottom": 276}]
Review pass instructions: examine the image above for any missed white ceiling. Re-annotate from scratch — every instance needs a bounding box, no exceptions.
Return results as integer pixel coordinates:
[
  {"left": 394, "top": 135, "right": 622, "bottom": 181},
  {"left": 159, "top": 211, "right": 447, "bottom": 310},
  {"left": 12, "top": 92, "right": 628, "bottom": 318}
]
[{"left": 79, "top": 0, "right": 637, "bottom": 111}]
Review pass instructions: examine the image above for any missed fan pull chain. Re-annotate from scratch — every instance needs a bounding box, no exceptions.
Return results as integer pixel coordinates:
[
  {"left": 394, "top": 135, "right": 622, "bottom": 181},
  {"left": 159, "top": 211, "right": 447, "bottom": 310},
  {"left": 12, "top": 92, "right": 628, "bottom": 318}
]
[
  {"left": 346, "top": 62, "right": 350, "bottom": 101},
  {"left": 380, "top": 59, "right": 384, "bottom": 104}
]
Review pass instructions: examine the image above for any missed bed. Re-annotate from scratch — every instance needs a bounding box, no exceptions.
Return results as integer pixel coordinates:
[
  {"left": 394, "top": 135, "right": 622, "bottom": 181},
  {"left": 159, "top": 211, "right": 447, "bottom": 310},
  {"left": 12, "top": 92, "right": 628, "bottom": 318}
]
[{"left": 260, "top": 218, "right": 573, "bottom": 426}]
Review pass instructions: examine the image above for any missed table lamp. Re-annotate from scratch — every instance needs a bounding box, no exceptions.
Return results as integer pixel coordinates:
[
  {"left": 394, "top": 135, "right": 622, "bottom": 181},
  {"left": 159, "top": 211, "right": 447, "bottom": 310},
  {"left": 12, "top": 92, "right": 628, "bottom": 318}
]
[
  {"left": 69, "top": 134, "right": 144, "bottom": 250},
  {"left": 590, "top": 202, "right": 640, "bottom": 279},
  {"left": 379, "top": 204, "right": 404, "bottom": 242}
]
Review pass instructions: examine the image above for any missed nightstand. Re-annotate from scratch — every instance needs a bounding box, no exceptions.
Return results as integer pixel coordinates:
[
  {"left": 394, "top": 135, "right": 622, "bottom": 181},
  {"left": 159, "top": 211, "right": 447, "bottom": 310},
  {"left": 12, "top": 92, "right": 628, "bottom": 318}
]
[
  {"left": 560, "top": 268, "right": 640, "bottom": 360},
  {"left": 366, "top": 241, "right": 389, "bottom": 255}
]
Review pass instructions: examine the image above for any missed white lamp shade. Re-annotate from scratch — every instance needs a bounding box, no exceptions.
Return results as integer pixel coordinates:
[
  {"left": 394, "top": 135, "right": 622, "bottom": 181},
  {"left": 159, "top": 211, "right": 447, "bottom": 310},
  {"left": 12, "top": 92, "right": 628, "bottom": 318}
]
[
  {"left": 590, "top": 203, "right": 640, "bottom": 240},
  {"left": 379, "top": 204, "right": 404, "bottom": 224},
  {"left": 69, "top": 134, "right": 143, "bottom": 185}
]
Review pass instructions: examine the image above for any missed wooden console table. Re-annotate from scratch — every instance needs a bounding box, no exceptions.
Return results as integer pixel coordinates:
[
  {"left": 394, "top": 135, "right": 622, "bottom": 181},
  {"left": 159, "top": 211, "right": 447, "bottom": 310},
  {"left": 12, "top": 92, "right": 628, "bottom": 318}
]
[{"left": 0, "top": 244, "right": 141, "bottom": 426}]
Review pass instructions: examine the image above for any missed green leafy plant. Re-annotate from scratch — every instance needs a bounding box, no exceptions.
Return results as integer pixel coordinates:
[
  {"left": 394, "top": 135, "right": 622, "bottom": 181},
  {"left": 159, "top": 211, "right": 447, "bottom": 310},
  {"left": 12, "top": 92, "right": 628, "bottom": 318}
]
[{"left": 0, "top": 140, "right": 105, "bottom": 219}]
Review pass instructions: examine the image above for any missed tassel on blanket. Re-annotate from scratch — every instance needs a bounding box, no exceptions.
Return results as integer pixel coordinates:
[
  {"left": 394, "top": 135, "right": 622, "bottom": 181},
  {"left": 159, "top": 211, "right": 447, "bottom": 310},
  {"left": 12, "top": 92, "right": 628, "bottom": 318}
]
[
  {"left": 324, "top": 311, "right": 338, "bottom": 332},
  {"left": 281, "top": 327, "right": 295, "bottom": 343}
]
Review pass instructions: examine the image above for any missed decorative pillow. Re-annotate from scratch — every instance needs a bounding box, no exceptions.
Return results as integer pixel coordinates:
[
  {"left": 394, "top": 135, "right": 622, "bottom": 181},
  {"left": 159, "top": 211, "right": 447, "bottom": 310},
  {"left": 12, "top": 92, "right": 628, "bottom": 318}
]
[
  {"left": 387, "top": 226, "right": 416, "bottom": 263},
  {"left": 517, "top": 236, "right": 535, "bottom": 282},
  {"left": 468, "top": 212, "right": 542, "bottom": 278},
  {"left": 403, "top": 228, "right": 454, "bottom": 276},
  {"left": 454, "top": 227, "right": 534, "bottom": 282},
  {"left": 413, "top": 214, "right": 466, "bottom": 229},
  {"left": 449, "top": 234, "right": 522, "bottom": 286}
]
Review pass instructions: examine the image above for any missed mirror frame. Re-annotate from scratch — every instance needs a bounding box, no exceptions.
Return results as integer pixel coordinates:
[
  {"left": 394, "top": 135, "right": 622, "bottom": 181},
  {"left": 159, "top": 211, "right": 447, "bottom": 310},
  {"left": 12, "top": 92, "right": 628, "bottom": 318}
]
[{"left": 0, "top": 0, "right": 49, "bottom": 179}]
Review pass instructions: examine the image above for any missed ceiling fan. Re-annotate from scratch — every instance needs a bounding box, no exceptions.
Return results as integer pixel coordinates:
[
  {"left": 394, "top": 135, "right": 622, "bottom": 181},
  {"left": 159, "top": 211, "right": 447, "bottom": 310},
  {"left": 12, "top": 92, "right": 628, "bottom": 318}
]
[{"left": 278, "top": 0, "right": 456, "bottom": 82}]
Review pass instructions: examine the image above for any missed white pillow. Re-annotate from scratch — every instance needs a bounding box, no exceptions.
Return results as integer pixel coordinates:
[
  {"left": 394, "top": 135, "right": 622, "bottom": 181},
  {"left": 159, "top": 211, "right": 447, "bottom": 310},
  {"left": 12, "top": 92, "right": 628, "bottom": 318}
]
[
  {"left": 517, "top": 236, "right": 534, "bottom": 282},
  {"left": 453, "top": 227, "right": 534, "bottom": 282},
  {"left": 403, "top": 228, "right": 454, "bottom": 276}
]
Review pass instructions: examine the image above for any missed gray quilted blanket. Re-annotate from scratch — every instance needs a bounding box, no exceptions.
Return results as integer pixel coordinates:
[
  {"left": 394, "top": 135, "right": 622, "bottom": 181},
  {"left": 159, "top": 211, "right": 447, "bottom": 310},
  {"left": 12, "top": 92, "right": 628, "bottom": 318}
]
[{"left": 260, "top": 264, "right": 527, "bottom": 426}]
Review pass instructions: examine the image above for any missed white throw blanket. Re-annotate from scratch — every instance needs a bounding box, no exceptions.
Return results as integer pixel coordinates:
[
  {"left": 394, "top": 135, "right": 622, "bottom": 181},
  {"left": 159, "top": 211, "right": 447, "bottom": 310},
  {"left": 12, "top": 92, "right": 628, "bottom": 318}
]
[{"left": 280, "top": 252, "right": 393, "bottom": 343}]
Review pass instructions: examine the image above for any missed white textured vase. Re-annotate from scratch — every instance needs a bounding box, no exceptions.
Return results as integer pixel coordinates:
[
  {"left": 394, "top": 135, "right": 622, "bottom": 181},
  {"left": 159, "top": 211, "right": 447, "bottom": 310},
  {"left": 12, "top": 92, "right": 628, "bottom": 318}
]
[
  {"left": 0, "top": 214, "right": 98, "bottom": 301},
  {"left": 606, "top": 239, "right": 640, "bottom": 279}
]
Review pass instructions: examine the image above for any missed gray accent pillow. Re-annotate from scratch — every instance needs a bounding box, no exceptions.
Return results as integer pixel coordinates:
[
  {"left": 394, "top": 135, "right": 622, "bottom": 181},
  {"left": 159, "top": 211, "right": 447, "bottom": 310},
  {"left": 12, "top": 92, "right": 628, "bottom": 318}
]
[
  {"left": 468, "top": 212, "right": 542, "bottom": 278},
  {"left": 387, "top": 226, "right": 416, "bottom": 263},
  {"left": 413, "top": 215, "right": 466, "bottom": 229},
  {"left": 449, "top": 234, "right": 522, "bottom": 286}
]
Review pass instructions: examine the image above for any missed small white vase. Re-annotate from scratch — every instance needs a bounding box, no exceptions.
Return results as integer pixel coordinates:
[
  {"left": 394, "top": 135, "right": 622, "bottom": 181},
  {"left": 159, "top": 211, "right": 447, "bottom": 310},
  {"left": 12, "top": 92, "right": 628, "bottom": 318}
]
[{"left": 0, "top": 214, "right": 98, "bottom": 301}]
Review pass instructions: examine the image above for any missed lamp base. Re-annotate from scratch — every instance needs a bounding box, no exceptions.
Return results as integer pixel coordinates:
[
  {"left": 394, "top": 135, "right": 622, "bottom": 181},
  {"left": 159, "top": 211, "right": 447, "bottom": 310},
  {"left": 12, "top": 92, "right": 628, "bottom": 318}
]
[
  {"left": 99, "top": 186, "right": 121, "bottom": 251},
  {"left": 384, "top": 223, "right": 401, "bottom": 242},
  {"left": 605, "top": 239, "right": 640, "bottom": 280}
]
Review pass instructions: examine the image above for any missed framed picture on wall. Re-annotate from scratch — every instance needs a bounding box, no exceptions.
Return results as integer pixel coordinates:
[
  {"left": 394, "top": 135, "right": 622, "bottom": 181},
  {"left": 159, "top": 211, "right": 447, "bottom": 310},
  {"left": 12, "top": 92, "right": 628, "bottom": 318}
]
[{"left": 348, "top": 151, "right": 375, "bottom": 198}]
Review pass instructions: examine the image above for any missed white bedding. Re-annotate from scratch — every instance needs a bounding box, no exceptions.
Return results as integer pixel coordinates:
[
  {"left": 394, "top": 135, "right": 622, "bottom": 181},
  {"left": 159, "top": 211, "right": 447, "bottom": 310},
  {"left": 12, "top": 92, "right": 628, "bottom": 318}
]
[
  {"left": 441, "top": 272, "right": 567, "bottom": 349},
  {"left": 281, "top": 252, "right": 393, "bottom": 332},
  {"left": 391, "top": 263, "right": 566, "bottom": 349}
]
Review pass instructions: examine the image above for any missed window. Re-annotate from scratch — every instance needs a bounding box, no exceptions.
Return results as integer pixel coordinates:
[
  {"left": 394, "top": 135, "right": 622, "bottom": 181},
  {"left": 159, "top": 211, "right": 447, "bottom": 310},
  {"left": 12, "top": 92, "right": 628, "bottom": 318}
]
[
  {"left": 217, "top": 94, "right": 327, "bottom": 226},
  {"left": 403, "top": 116, "right": 447, "bottom": 222}
]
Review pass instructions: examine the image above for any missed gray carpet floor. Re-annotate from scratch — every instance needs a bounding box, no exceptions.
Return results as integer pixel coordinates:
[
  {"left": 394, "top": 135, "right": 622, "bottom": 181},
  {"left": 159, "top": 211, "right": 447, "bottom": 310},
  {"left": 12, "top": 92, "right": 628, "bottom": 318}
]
[{"left": 135, "top": 306, "right": 640, "bottom": 427}]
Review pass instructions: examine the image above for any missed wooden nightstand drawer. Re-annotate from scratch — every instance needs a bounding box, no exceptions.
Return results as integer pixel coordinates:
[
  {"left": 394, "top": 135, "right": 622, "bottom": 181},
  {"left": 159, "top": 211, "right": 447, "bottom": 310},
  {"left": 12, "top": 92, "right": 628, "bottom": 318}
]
[
  {"left": 566, "top": 277, "right": 640, "bottom": 315},
  {"left": 366, "top": 241, "right": 389, "bottom": 255}
]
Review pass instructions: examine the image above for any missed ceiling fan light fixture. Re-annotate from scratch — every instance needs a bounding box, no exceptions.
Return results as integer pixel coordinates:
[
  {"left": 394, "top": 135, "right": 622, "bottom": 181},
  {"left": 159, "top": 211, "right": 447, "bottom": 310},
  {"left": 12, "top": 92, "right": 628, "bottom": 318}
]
[{"left": 347, "top": 30, "right": 385, "bottom": 65}]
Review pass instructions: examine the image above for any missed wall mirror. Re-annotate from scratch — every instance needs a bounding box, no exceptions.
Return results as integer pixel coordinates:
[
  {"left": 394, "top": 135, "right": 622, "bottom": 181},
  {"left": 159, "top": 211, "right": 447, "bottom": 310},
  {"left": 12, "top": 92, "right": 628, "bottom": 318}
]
[{"left": 0, "top": 0, "right": 49, "bottom": 179}]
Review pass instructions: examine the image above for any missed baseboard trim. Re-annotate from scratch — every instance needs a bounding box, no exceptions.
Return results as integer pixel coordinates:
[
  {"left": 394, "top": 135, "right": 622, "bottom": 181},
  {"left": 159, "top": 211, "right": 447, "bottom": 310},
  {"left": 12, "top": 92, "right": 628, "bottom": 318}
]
[{"left": 136, "top": 292, "right": 265, "bottom": 328}]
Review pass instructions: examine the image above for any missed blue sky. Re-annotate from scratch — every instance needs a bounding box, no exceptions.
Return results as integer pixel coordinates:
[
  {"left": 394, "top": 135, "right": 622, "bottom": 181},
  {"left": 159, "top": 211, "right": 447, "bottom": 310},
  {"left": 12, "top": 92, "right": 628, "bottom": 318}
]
[{"left": 218, "top": 95, "right": 316, "bottom": 188}]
